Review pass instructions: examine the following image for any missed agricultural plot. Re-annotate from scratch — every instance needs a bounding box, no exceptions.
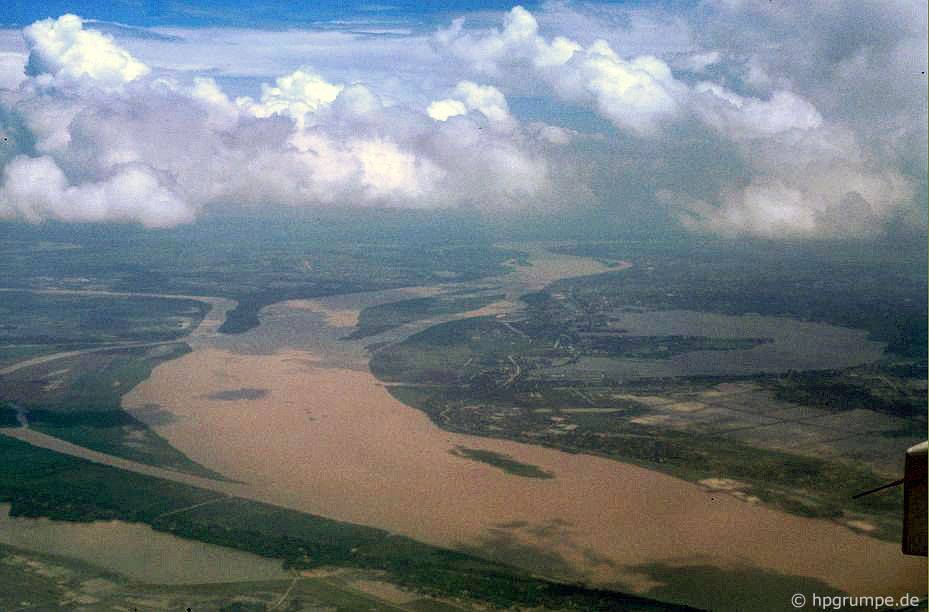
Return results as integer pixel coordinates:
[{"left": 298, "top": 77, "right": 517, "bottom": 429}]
[{"left": 375, "top": 242, "right": 927, "bottom": 544}]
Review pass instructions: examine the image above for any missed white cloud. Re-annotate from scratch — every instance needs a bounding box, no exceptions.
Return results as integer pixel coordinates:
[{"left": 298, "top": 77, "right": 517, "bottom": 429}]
[
  {"left": 0, "top": 4, "right": 922, "bottom": 240},
  {"left": 23, "top": 14, "right": 149, "bottom": 87},
  {"left": 0, "top": 52, "right": 26, "bottom": 90},
  {"left": 189, "top": 76, "right": 239, "bottom": 128},
  {"left": 528, "top": 122, "right": 575, "bottom": 145},
  {"left": 235, "top": 69, "right": 343, "bottom": 127},
  {"left": 452, "top": 81, "right": 511, "bottom": 124},
  {"left": 332, "top": 84, "right": 382, "bottom": 117},
  {"left": 0, "top": 155, "right": 192, "bottom": 227},
  {"left": 561, "top": 43, "right": 681, "bottom": 135},
  {"left": 0, "top": 16, "right": 576, "bottom": 226},
  {"left": 436, "top": 6, "right": 682, "bottom": 136},
  {"left": 673, "top": 150, "right": 914, "bottom": 239},
  {"left": 678, "top": 183, "right": 819, "bottom": 239},
  {"left": 693, "top": 83, "right": 822, "bottom": 140},
  {"left": 351, "top": 138, "right": 443, "bottom": 200},
  {"left": 427, "top": 98, "right": 467, "bottom": 121},
  {"left": 427, "top": 81, "right": 513, "bottom": 129}
]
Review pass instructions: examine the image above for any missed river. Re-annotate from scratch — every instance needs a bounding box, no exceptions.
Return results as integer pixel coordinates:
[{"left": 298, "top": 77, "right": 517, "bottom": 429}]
[{"left": 120, "top": 244, "right": 925, "bottom": 609}]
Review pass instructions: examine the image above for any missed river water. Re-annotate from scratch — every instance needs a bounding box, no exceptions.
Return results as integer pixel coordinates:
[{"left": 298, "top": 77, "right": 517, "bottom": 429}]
[{"left": 122, "top": 246, "right": 926, "bottom": 609}]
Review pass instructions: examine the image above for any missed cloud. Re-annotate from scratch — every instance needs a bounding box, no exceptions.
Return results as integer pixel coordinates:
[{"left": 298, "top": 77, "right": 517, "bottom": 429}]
[
  {"left": 675, "top": 50, "right": 721, "bottom": 73},
  {"left": 0, "top": 16, "right": 578, "bottom": 226},
  {"left": 436, "top": 6, "right": 682, "bottom": 136},
  {"left": 428, "top": 81, "right": 513, "bottom": 130},
  {"left": 24, "top": 14, "right": 149, "bottom": 87},
  {"left": 671, "top": 127, "right": 915, "bottom": 239},
  {"left": 429, "top": 3, "right": 924, "bottom": 238},
  {"left": 0, "top": 52, "right": 27, "bottom": 90},
  {"left": 675, "top": 164, "right": 913, "bottom": 240},
  {"left": 692, "top": 83, "right": 822, "bottom": 140},
  {"left": 351, "top": 138, "right": 443, "bottom": 200},
  {"left": 668, "top": 0, "right": 927, "bottom": 238},
  {"left": 426, "top": 97, "right": 467, "bottom": 121},
  {"left": 528, "top": 122, "right": 575, "bottom": 145},
  {"left": 235, "top": 69, "right": 343, "bottom": 127},
  {"left": 557, "top": 42, "right": 681, "bottom": 136},
  {"left": 0, "top": 4, "right": 923, "bottom": 241},
  {"left": 0, "top": 155, "right": 191, "bottom": 227}
]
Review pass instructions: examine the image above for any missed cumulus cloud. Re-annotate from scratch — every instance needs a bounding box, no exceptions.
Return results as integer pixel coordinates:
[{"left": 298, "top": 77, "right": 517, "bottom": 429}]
[
  {"left": 0, "top": 15, "right": 579, "bottom": 226},
  {"left": 669, "top": 0, "right": 926, "bottom": 238},
  {"left": 426, "top": 98, "right": 467, "bottom": 121},
  {"left": 436, "top": 6, "right": 682, "bottom": 136},
  {"left": 557, "top": 42, "right": 681, "bottom": 135},
  {"left": 429, "top": 3, "right": 925, "bottom": 238},
  {"left": 351, "top": 139, "right": 443, "bottom": 200},
  {"left": 0, "top": 3, "right": 923, "bottom": 240},
  {"left": 0, "top": 52, "right": 27, "bottom": 90},
  {"left": 428, "top": 81, "right": 514, "bottom": 130},
  {"left": 24, "top": 14, "right": 149, "bottom": 87},
  {"left": 675, "top": 163, "right": 914, "bottom": 240},
  {"left": 235, "top": 69, "right": 343, "bottom": 127},
  {"left": 528, "top": 122, "right": 576, "bottom": 145},
  {"left": 670, "top": 122, "right": 916, "bottom": 239},
  {"left": 692, "top": 83, "right": 823, "bottom": 140},
  {"left": 0, "top": 155, "right": 191, "bottom": 227}
]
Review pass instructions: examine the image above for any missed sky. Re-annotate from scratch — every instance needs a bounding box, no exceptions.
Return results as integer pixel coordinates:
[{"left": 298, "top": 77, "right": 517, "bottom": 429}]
[{"left": 0, "top": 0, "right": 925, "bottom": 239}]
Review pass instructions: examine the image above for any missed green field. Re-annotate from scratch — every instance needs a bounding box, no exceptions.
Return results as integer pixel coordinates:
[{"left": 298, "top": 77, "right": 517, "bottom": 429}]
[
  {"left": 0, "top": 344, "right": 68, "bottom": 368},
  {"left": 371, "top": 240, "right": 927, "bottom": 542},
  {"left": 552, "top": 240, "right": 928, "bottom": 359},
  {"left": 347, "top": 293, "right": 506, "bottom": 339},
  {"left": 0, "top": 344, "right": 221, "bottom": 478},
  {"left": 387, "top": 380, "right": 907, "bottom": 541},
  {"left": 0, "top": 214, "right": 520, "bottom": 337},
  {"left": 0, "top": 291, "right": 207, "bottom": 346},
  {"left": 449, "top": 446, "right": 554, "bottom": 479}
]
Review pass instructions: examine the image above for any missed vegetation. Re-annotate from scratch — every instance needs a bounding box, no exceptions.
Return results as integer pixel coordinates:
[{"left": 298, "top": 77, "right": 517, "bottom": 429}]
[
  {"left": 0, "top": 344, "right": 68, "bottom": 368},
  {"left": 387, "top": 382, "right": 907, "bottom": 541},
  {"left": 762, "top": 363, "right": 929, "bottom": 420},
  {"left": 372, "top": 316, "right": 533, "bottom": 385},
  {"left": 0, "top": 291, "right": 207, "bottom": 346},
  {"left": 0, "top": 344, "right": 222, "bottom": 479},
  {"left": 449, "top": 446, "right": 554, "bottom": 479},
  {"left": 0, "top": 289, "right": 222, "bottom": 477},
  {"left": 220, "top": 282, "right": 369, "bottom": 334},
  {"left": 582, "top": 334, "right": 771, "bottom": 359},
  {"left": 552, "top": 239, "right": 928, "bottom": 359},
  {"left": 2, "top": 223, "right": 924, "bottom": 606},
  {"left": 0, "top": 435, "right": 685, "bottom": 610},
  {"left": 0, "top": 403, "right": 19, "bottom": 427},
  {"left": 0, "top": 214, "right": 520, "bottom": 336},
  {"left": 372, "top": 239, "right": 927, "bottom": 542},
  {"left": 347, "top": 293, "right": 505, "bottom": 339}
]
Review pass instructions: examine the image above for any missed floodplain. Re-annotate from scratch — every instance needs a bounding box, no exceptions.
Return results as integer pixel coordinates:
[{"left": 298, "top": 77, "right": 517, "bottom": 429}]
[
  {"left": 1, "top": 222, "right": 925, "bottom": 610},
  {"left": 122, "top": 244, "right": 926, "bottom": 610}
]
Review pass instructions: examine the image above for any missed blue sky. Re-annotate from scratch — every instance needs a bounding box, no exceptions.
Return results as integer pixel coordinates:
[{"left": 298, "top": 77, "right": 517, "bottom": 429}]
[{"left": 1, "top": 0, "right": 556, "bottom": 28}]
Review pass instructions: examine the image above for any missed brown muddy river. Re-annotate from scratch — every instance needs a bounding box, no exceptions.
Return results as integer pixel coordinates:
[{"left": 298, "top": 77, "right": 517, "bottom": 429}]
[
  {"left": 0, "top": 504, "right": 288, "bottom": 584},
  {"left": 123, "top": 247, "right": 926, "bottom": 609}
]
